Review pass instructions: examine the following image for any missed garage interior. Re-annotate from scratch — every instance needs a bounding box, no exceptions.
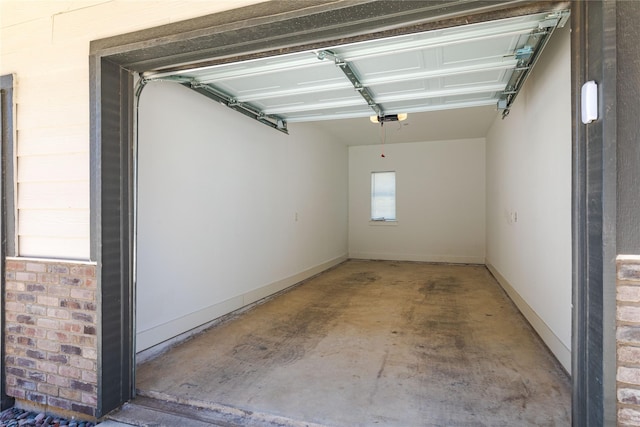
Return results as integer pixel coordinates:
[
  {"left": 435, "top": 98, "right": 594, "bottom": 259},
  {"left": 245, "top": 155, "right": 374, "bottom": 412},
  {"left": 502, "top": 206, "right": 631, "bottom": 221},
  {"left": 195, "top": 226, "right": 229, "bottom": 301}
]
[
  {"left": 127, "top": 261, "right": 570, "bottom": 426},
  {"left": 118, "top": 5, "right": 572, "bottom": 426}
]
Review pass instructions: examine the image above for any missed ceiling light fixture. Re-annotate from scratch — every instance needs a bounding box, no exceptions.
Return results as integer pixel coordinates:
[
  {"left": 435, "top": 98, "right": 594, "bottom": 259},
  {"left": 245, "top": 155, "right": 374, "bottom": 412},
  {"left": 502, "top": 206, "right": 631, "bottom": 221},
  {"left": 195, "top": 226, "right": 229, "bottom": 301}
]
[
  {"left": 371, "top": 114, "right": 407, "bottom": 158},
  {"left": 370, "top": 113, "right": 407, "bottom": 124}
]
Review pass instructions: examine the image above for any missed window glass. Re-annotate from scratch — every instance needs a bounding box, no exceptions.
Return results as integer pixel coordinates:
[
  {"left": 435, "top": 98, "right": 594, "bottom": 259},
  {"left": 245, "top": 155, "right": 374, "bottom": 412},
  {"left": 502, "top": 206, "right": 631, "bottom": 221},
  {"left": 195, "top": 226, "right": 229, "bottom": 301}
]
[{"left": 371, "top": 171, "right": 396, "bottom": 220}]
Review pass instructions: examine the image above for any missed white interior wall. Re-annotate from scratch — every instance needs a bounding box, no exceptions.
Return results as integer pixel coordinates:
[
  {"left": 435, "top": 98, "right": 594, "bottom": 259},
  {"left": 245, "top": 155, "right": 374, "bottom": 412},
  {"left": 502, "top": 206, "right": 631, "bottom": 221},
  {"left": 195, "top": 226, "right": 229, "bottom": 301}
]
[
  {"left": 485, "top": 24, "right": 572, "bottom": 371},
  {"left": 0, "top": 0, "right": 265, "bottom": 259},
  {"left": 348, "top": 138, "right": 486, "bottom": 263},
  {"left": 136, "top": 82, "right": 348, "bottom": 351}
]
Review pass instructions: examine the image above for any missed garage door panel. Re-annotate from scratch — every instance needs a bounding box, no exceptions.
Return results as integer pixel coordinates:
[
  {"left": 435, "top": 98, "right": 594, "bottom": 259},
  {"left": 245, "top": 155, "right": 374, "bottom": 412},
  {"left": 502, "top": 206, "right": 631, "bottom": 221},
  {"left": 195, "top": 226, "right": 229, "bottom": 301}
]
[
  {"left": 443, "top": 92, "right": 501, "bottom": 105},
  {"left": 184, "top": 51, "right": 320, "bottom": 82},
  {"left": 284, "top": 105, "right": 374, "bottom": 122},
  {"left": 147, "top": 9, "right": 568, "bottom": 125},
  {"left": 253, "top": 87, "right": 364, "bottom": 113},
  {"left": 370, "top": 79, "right": 429, "bottom": 98},
  {"left": 350, "top": 51, "right": 424, "bottom": 80},
  {"left": 442, "top": 36, "right": 518, "bottom": 66},
  {"left": 442, "top": 69, "right": 511, "bottom": 88},
  {"left": 215, "top": 63, "right": 345, "bottom": 99},
  {"left": 379, "top": 95, "right": 496, "bottom": 113}
]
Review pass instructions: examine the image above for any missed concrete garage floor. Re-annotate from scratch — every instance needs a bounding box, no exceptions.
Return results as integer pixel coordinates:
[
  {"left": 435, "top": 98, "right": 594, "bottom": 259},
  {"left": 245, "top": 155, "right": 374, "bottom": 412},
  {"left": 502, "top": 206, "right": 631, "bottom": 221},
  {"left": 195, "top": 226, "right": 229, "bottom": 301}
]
[{"left": 133, "top": 260, "right": 571, "bottom": 426}]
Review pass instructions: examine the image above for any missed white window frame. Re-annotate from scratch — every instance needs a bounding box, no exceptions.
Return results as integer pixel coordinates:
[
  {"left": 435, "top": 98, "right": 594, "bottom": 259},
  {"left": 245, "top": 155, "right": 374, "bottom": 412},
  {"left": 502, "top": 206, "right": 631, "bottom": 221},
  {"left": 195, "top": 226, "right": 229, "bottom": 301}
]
[{"left": 371, "top": 171, "right": 397, "bottom": 222}]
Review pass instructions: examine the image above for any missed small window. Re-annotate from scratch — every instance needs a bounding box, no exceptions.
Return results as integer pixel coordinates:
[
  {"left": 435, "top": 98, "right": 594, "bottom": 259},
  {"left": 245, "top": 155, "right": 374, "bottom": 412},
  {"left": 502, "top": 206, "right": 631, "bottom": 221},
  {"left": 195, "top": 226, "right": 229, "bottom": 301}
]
[{"left": 371, "top": 171, "right": 396, "bottom": 221}]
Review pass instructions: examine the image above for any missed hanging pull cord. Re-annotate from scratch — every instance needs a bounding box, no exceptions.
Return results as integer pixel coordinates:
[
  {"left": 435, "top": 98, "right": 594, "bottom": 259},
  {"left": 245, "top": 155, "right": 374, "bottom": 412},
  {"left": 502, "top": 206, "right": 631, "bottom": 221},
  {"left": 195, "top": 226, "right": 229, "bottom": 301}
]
[{"left": 380, "top": 121, "right": 386, "bottom": 158}]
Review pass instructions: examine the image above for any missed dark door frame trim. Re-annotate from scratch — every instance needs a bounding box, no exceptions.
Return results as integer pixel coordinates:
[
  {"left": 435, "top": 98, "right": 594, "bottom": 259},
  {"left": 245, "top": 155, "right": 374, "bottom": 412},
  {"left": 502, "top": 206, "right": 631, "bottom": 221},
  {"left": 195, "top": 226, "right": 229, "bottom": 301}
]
[
  {"left": 571, "top": 2, "right": 617, "bottom": 425},
  {"left": 88, "top": 1, "right": 613, "bottom": 422},
  {"left": 0, "top": 74, "right": 17, "bottom": 411}
]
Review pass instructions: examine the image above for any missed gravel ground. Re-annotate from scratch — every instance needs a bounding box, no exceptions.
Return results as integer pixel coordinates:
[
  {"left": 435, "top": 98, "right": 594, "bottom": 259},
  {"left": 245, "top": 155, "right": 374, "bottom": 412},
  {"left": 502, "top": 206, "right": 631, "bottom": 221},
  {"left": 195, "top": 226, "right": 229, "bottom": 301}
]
[{"left": 0, "top": 408, "right": 97, "bottom": 427}]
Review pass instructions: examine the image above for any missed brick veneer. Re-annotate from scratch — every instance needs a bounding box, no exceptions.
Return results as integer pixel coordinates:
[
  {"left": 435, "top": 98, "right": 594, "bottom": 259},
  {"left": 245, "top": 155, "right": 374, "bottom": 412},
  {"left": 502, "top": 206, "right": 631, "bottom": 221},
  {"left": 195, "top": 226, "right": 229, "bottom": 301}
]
[
  {"left": 4, "top": 258, "right": 98, "bottom": 417},
  {"left": 617, "top": 256, "right": 640, "bottom": 426}
]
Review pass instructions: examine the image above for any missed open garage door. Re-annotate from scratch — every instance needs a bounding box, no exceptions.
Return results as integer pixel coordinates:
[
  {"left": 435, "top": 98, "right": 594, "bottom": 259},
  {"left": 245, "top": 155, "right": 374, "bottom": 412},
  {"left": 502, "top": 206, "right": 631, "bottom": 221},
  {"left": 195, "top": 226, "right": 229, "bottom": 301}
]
[{"left": 142, "top": 10, "right": 569, "bottom": 131}]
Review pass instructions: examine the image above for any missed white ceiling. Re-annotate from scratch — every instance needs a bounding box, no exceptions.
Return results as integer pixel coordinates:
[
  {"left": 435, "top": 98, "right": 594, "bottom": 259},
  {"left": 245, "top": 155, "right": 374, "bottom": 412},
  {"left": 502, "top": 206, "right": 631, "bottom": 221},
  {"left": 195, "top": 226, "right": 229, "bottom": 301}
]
[
  {"left": 145, "top": 9, "right": 568, "bottom": 145},
  {"left": 301, "top": 105, "right": 499, "bottom": 146}
]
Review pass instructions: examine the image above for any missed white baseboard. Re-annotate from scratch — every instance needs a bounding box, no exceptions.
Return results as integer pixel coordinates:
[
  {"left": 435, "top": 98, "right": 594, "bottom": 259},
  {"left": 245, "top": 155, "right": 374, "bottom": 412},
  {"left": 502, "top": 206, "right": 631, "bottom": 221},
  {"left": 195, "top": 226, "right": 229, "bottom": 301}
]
[
  {"left": 348, "top": 251, "right": 484, "bottom": 264},
  {"left": 242, "top": 255, "right": 347, "bottom": 305},
  {"left": 486, "top": 262, "right": 571, "bottom": 373},
  {"left": 136, "top": 254, "right": 348, "bottom": 354}
]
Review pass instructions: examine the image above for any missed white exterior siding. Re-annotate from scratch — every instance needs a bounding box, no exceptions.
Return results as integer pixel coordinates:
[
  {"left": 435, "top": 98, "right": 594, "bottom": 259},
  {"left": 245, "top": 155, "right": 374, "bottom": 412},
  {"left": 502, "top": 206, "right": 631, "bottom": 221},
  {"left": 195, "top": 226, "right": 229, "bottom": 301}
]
[{"left": 0, "top": 0, "right": 266, "bottom": 259}]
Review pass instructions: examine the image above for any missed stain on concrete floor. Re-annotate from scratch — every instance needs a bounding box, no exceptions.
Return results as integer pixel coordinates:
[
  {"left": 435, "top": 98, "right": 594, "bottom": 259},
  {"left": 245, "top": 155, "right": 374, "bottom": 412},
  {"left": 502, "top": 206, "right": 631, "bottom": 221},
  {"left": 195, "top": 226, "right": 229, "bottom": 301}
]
[{"left": 136, "top": 261, "right": 571, "bottom": 426}]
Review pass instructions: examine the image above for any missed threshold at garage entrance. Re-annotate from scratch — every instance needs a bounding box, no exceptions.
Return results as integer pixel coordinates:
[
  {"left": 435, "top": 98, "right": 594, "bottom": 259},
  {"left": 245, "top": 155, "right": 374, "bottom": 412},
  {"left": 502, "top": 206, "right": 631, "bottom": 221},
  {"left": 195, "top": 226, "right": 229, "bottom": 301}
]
[{"left": 115, "top": 260, "right": 570, "bottom": 426}]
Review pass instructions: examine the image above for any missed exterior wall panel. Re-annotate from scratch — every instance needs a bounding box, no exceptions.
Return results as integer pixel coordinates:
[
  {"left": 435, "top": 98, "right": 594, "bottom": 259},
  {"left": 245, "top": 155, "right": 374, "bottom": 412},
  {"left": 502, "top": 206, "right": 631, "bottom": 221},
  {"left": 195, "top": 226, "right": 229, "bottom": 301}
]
[
  {"left": 16, "top": 239, "right": 88, "bottom": 265},
  {"left": 18, "top": 182, "right": 89, "bottom": 210},
  {"left": 17, "top": 126, "right": 90, "bottom": 157}
]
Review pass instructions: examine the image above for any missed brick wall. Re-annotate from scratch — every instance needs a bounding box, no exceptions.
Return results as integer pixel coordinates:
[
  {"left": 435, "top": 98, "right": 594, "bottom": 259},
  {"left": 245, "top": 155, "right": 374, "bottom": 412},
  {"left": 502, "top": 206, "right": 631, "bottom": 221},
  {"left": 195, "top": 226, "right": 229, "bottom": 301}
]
[
  {"left": 617, "top": 255, "right": 640, "bottom": 426},
  {"left": 4, "top": 258, "right": 98, "bottom": 417}
]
